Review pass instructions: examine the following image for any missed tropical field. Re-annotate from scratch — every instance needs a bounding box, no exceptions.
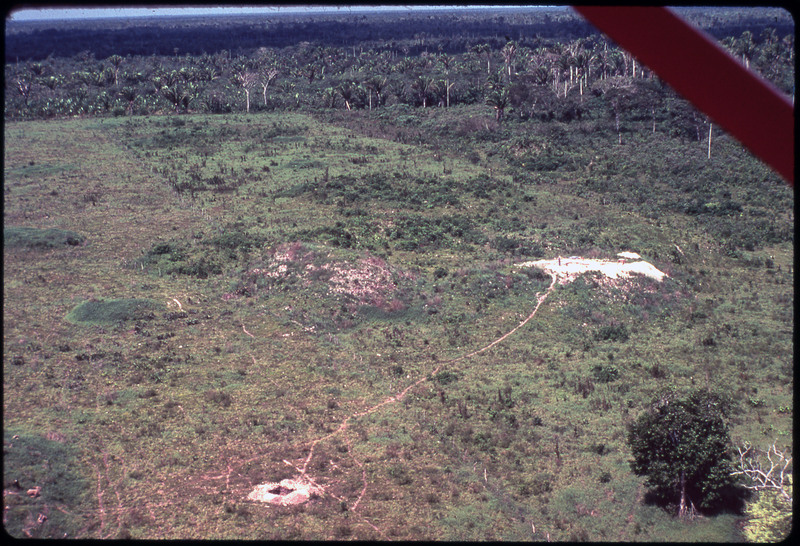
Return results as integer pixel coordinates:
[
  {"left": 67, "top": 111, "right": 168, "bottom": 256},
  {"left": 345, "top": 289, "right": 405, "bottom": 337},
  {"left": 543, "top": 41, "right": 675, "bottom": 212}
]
[{"left": 4, "top": 6, "right": 793, "bottom": 541}]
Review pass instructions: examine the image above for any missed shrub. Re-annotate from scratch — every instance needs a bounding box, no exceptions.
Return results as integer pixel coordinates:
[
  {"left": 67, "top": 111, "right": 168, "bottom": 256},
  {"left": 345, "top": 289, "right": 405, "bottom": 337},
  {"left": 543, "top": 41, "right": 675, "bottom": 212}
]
[
  {"left": 65, "top": 298, "right": 163, "bottom": 325},
  {"left": 592, "top": 364, "right": 619, "bottom": 383},
  {"left": 204, "top": 389, "right": 233, "bottom": 407},
  {"left": 595, "top": 323, "right": 629, "bottom": 342},
  {"left": 434, "top": 371, "right": 459, "bottom": 385}
]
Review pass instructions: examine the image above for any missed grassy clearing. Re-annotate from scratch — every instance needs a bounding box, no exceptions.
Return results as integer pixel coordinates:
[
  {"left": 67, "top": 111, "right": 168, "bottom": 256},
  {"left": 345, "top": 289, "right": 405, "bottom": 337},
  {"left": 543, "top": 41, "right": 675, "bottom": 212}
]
[{"left": 3, "top": 112, "right": 792, "bottom": 540}]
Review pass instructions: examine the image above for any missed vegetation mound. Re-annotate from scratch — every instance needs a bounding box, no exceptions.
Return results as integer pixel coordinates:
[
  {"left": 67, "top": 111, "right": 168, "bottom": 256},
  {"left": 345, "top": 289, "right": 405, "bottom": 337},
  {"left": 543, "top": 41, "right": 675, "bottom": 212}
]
[
  {"left": 228, "top": 241, "right": 422, "bottom": 327},
  {"left": 3, "top": 429, "right": 88, "bottom": 539},
  {"left": 4, "top": 226, "right": 85, "bottom": 249},
  {"left": 65, "top": 298, "right": 164, "bottom": 325}
]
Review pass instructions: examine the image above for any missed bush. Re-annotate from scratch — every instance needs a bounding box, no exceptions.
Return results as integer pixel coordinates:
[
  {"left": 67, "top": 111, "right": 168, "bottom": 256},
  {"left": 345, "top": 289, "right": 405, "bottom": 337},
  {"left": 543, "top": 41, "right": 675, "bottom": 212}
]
[
  {"left": 4, "top": 226, "right": 85, "bottom": 249},
  {"left": 595, "top": 323, "right": 629, "bottom": 342},
  {"left": 592, "top": 364, "right": 619, "bottom": 383},
  {"left": 65, "top": 298, "right": 163, "bottom": 325},
  {"left": 204, "top": 389, "right": 233, "bottom": 407}
]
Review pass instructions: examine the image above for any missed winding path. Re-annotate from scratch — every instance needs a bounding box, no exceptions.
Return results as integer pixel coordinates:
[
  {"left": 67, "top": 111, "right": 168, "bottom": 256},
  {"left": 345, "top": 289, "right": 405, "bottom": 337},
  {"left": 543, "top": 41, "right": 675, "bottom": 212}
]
[{"left": 293, "top": 273, "right": 558, "bottom": 483}]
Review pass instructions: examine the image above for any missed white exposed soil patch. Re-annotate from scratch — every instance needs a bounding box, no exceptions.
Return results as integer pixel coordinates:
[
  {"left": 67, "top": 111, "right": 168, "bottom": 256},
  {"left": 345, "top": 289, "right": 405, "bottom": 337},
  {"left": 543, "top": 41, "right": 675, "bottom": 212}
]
[
  {"left": 246, "top": 477, "right": 323, "bottom": 505},
  {"left": 517, "top": 252, "right": 666, "bottom": 285}
]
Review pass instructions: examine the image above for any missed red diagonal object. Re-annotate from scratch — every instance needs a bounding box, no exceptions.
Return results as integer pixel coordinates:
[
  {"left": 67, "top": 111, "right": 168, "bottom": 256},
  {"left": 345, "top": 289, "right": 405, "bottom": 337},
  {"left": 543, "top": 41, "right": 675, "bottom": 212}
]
[{"left": 574, "top": 6, "right": 794, "bottom": 185}]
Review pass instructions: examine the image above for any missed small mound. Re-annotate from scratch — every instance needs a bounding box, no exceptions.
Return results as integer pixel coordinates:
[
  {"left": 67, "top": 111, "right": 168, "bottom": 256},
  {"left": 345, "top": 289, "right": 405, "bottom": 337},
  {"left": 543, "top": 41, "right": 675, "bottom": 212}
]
[
  {"left": 4, "top": 226, "right": 85, "bottom": 250},
  {"left": 234, "top": 242, "right": 415, "bottom": 313},
  {"left": 65, "top": 298, "right": 164, "bottom": 325},
  {"left": 246, "top": 477, "right": 323, "bottom": 506}
]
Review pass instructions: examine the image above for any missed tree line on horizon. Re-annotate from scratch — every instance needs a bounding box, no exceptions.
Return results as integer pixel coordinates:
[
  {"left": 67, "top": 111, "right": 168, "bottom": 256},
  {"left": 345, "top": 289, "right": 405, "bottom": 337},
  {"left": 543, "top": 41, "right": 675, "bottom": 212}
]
[{"left": 4, "top": 17, "right": 794, "bottom": 133}]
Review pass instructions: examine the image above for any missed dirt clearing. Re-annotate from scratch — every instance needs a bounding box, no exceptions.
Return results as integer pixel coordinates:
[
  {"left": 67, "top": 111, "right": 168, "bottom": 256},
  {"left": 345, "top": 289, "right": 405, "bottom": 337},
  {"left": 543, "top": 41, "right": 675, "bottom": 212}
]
[{"left": 517, "top": 252, "right": 667, "bottom": 285}]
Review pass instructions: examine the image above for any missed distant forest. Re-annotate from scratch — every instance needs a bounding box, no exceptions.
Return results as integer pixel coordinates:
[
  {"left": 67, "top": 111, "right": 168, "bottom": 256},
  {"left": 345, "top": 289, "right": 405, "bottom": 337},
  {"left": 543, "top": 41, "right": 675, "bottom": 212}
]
[
  {"left": 5, "top": 6, "right": 794, "bottom": 62},
  {"left": 4, "top": 6, "right": 794, "bottom": 123}
]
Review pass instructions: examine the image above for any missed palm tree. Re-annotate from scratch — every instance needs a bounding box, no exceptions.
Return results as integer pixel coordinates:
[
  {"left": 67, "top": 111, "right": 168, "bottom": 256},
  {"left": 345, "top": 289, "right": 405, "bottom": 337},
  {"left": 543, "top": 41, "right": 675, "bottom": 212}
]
[
  {"left": 321, "top": 87, "right": 338, "bottom": 109},
  {"left": 486, "top": 86, "right": 509, "bottom": 122},
  {"left": 336, "top": 81, "right": 356, "bottom": 110},
  {"left": 411, "top": 75, "right": 435, "bottom": 108},
  {"left": 118, "top": 86, "right": 139, "bottom": 115},
  {"left": 573, "top": 49, "right": 595, "bottom": 96},
  {"left": 364, "top": 76, "right": 387, "bottom": 109},
  {"left": 501, "top": 41, "right": 518, "bottom": 78},
  {"left": 159, "top": 79, "right": 194, "bottom": 113},
  {"left": 437, "top": 53, "right": 456, "bottom": 107},
  {"left": 735, "top": 31, "right": 756, "bottom": 69},
  {"left": 471, "top": 43, "right": 492, "bottom": 74},
  {"left": 106, "top": 54, "right": 123, "bottom": 87}
]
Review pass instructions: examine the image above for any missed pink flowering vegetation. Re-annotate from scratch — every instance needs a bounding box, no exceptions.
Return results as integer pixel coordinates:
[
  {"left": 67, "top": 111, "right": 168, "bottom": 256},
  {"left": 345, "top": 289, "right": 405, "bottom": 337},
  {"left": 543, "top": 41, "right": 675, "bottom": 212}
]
[{"left": 225, "top": 241, "right": 417, "bottom": 318}]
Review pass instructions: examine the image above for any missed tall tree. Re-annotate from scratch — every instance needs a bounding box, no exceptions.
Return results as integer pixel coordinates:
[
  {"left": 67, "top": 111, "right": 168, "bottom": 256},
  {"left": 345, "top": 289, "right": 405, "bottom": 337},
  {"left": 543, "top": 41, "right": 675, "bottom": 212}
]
[
  {"left": 627, "top": 388, "right": 737, "bottom": 519},
  {"left": 364, "top": 76, "right": 387, "bottom": 110},
  {"left": 235, "top": 71, "right": 258, "bottom": 113},
  {"left": 436, "top": 53, "right": 457, "bottom": 107},
  {"left": 485, "top": 71, "right": 509, "bottom": 122},
  {"left": 259, "top": 68, "right": 279, "bottom": 107}
]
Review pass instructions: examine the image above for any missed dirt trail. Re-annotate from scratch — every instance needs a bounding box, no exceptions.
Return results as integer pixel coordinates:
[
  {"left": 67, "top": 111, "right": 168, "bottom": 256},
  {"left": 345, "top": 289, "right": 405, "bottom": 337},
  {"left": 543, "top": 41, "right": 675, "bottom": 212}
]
[
  {"left": 249, "top": 273, "right": 559, "bottom": 509},
  {"left": 249, "top": 254, "right": 667, "bottom": 513}
]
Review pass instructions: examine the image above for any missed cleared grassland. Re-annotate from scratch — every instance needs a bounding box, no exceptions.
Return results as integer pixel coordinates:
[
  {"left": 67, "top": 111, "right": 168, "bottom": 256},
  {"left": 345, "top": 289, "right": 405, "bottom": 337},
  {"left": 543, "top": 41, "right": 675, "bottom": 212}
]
[{"left": 3, "top": 113, "right": 792, "bottom": 540}]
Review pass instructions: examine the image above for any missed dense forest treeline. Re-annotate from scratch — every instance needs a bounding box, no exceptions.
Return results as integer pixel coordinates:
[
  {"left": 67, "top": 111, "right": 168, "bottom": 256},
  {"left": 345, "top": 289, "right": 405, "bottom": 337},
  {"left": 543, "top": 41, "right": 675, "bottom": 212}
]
[
  {"left": 4, "top": 7, "right": 794, "bottom": 128},
  {"left": 5, "top": 7, "right": 794, "bottom": 62}
]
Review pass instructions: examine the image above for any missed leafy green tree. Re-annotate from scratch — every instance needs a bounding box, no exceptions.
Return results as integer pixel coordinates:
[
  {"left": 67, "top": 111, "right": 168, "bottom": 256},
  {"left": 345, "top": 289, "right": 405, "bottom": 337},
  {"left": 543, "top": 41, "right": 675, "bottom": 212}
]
[{"left": 627, "top": 388, "right": 737, "bottom": 518}]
